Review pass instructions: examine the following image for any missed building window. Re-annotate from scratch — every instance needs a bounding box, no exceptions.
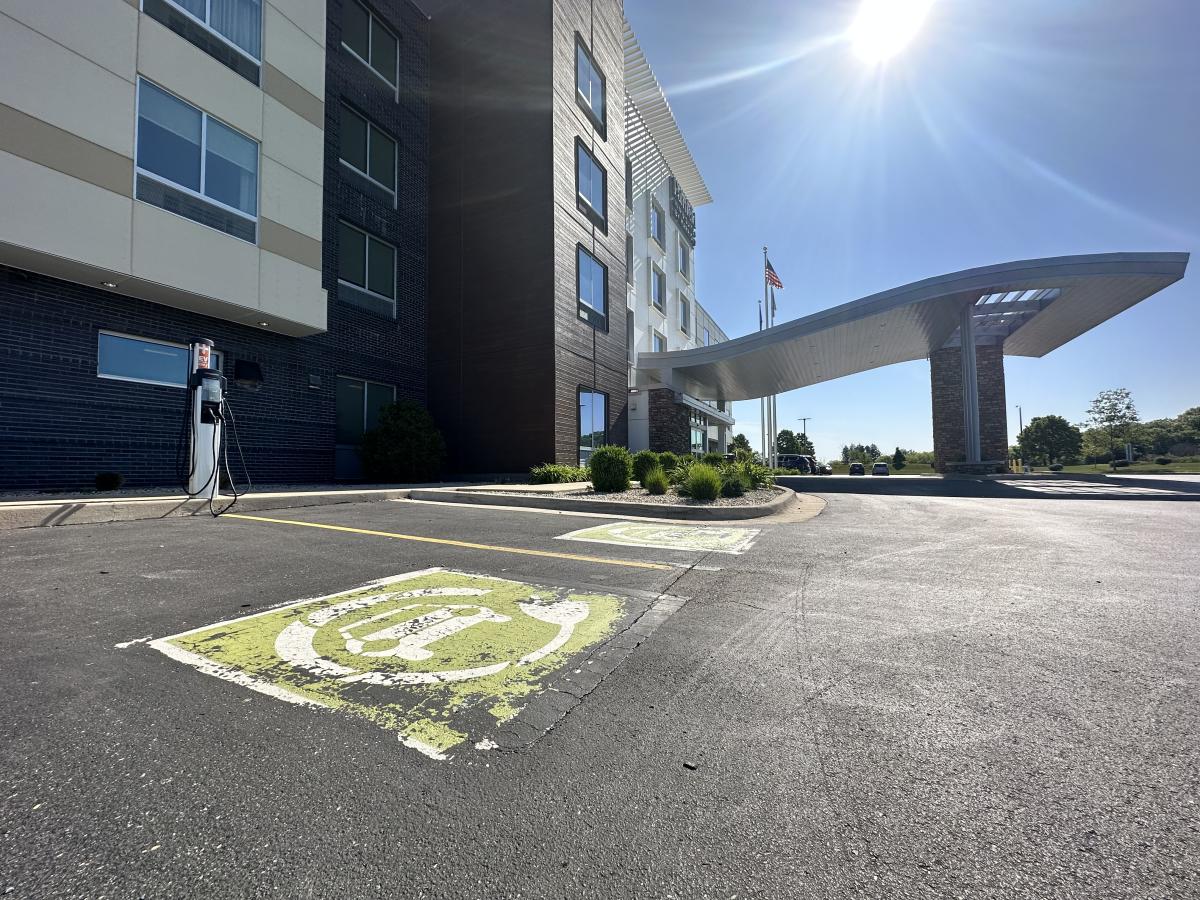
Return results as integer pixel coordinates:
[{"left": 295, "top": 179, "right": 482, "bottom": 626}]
[
  {"left": 97, "top": 331, "right": 221, "bottom": 388},
  {"left": 626, "top": 310, "right": 635, "bottom": 365},
  {"left": 578, "top": 389, "right": 608, "bottom": 467},
  {"left": 652, "top": 330, "right": 666, "bottom": 353},
  {"left": 342, "top": 0, "right": 399, "bottom": 88},
  {"left": 575, "top": 139, "right": 607, "bottom": 231},
  {"left": 704, "top": 326, "right": 711, "bottom": 346},
  {"left": 335, "top": 376, "right": 395, "bottom": 446},
  {"left": 651, "top": 264, "right": 666, "bottom": 311},
  {"left": 649, "top": 199, "right": 665, "bottom": 246},
  {"left": 625, "top": 156, "right": 633, "bottom": 209},
  {"left": 625, "top": 234, "right": 634, "bottom": 286},
  {"left": 339, "top": 221, "right": 396, "bottom": 316},
  {"left": 574, "top": 36, "right": 606, "bottom": 136},
  {"left": 576, "top": 245, "right": 608, "bottom": 329},
  {"left": 145, "top": 0, "right": 262, "bottom": 77},
  {"left": 679, "top": 296, "right": 690, "bottom": 335},
  {"left": 678, "top": 238, "right": 690, "bottom": 279},
  {"left": 340, "top": 104, "right": 396, "bottom": 193},
  {"left": 135, "top": 79, "right": 258, "bottom": 242}
]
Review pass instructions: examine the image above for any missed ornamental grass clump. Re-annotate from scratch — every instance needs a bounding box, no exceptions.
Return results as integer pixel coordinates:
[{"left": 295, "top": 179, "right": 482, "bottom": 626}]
[
  {"left": 530, "top": 463, "right": 589, "bottom": 484},
  {"left": 588, "top": 445, "right": 633, "bottom": 492},
  {"left": 720, "top": 470, "right": 748, "bottom": 497},
  {"left": 631, "top": 450, "right": 660, "bottom": 484},
  {"left": 642, "top": 464, "right": 669, "bottom": 495},
  {"left": 684, "top": 463, "right": 722, "bottom": 502}
]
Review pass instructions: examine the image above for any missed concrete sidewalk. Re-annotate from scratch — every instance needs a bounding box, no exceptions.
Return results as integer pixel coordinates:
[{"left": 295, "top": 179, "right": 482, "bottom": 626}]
[{"left": 0, "top": 484, "right": 468, "bottom": 530}]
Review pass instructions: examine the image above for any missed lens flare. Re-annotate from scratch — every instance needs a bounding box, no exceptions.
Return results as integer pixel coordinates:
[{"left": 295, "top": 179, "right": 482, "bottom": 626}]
[{"left": 848, "top": 0, "right": 935, "bottom": 64}]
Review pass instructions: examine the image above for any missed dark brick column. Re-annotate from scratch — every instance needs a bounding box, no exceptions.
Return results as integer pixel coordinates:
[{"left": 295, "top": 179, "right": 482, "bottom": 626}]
[
  {"left": 930, "top": 344, "right": 1008, "bottom": 472},
  {"left": 648, "top": 389, "right": 690, "bottom": 455},
  {"left": 976, "top": 345, "right": 1009, "bottom": 464}
]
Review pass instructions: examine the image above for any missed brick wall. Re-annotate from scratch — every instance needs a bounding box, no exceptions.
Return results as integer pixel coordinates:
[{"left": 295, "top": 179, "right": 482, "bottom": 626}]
[
  {"left": 930, "top": 343, "right": 1008, "bottom": 472},
  {"left": 647, "top": 389, "right": 690, "bottom": 455},
  {"left": 0, "top": 2, "right": 430, "bottom": 492}
]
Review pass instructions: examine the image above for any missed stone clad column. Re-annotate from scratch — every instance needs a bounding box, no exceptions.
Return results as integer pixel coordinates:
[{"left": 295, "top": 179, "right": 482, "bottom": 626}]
[{"left": 930, "top": 343, "right": 1008, "bottom": 473}]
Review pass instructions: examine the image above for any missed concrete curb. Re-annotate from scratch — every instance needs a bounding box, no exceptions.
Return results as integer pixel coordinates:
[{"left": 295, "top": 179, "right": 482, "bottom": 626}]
[
  {"left": 407, "top": 486, "right": 797, "bottom": 521},
  {"left": 0, "top": 488, "right": 414, "bottom": 530}
]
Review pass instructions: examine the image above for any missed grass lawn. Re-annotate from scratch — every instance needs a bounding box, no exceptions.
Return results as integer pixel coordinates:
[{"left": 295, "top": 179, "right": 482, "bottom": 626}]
[{"left": 1032, "top": 462, "right": 1200, "bottom": 475}]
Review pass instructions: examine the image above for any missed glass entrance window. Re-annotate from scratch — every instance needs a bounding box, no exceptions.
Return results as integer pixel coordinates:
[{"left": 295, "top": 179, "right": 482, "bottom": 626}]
[{"left": 578, "top": 389, "right": 607, "bottom": 466}]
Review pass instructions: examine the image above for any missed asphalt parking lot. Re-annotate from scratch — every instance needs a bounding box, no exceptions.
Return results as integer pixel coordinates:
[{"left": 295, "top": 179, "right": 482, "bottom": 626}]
[{"left": 2, "top": 485, "right": 1198, "bottom": 899}]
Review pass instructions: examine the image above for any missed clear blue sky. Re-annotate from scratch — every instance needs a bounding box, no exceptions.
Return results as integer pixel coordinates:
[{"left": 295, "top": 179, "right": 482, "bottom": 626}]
[{"left": 625, "top": 0, "right": 1199, "bottom": 459}]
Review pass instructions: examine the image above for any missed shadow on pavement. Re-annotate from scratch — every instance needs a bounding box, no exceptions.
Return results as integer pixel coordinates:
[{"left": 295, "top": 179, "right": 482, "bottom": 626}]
[{"left": 777, "top": 474, "right": 1200, "bottom": 502}]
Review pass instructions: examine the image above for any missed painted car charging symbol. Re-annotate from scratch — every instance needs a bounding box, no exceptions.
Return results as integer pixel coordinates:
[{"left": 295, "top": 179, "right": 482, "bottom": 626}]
[{"left": 274, "top": 586, "right": 590, "bottom": 686}]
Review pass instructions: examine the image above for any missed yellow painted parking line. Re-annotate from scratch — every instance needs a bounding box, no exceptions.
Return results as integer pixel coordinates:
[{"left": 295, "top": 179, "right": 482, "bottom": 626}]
[{"left": 223, "top": 513, "right": 673, "bottom": 570}]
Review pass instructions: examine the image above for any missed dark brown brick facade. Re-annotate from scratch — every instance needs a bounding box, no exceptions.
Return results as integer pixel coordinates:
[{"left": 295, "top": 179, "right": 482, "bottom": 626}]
[
  {"left": 930, "top": 344, "right": 1008, "bottom": 472},
  {"left": 647, "top": 389, "right": 690, "bottom": 455},
  {"left": 427, "top": 0, "right": 627, "bottom": 473}
]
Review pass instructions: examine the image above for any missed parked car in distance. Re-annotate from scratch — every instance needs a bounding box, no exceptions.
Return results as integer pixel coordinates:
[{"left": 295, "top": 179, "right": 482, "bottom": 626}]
[
  {"left": 872, "top": 462, "right": 890, "bottom": 476},
  {"left": 848, "top": 462, "right": 865, "bottom": 476},
  {"left": 777, "top": 454, "right": 811, "bottom": 473}
]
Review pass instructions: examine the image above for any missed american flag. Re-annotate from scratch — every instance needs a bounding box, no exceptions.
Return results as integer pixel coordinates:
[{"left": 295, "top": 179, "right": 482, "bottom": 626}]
[{"left": 765, "top": 258, "right": 784, "bottom": 290}]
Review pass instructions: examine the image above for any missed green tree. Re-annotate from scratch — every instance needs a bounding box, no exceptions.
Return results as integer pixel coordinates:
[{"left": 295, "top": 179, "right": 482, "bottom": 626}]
[
  {"left": 1018, "top": 415, "right": 1083, "bottom": 465},
  {"left": 731, "top": 433, "right": 753, "bottom": 454},
  {"left": 891, "top": 447, "right": 907, "bottom": 470},
  {"left": 796, "top": 432, "right": 815, "bottom": 455},
  {"left": 1083, "top": 389, "right": 1139, "bottom": 457},
  {"left": 776, "top": 429, "right": 801, "bottom": 454}
]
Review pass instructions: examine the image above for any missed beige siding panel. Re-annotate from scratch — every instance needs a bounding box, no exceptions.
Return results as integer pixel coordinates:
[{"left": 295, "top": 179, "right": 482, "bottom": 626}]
[
  {"left": 263, "top": 63, "right": 324, "bottom": 129},
  {"left": 260, "top": 217, "right": 322, "bottom": 269},
  {"left": 267, "top": 0, "right": 326, "bottom": 49},
  {"left": 0, "top": 0, "right": 137, "bottom": 82},
  {"left": 262, "top": 3, "right": 325, "bottom": 103},
  {"left": 260, "top": 157, "right": 322, "bottom": 240},
  {"left": 137, "top": 16, "right": 264, "bottom": 140},
  {"left": 0, "top": 151, "right": 133, "bottom": 272},
  {"left": 262, "top": 95, "right": 324, "bottom": 185},
  {"left": 259, "top": 249, "right": 327, "bottom": 332},
  {"left": 0, "top": 103, "right": 133, "bottom": 197},
  {"left": 0, "top": 13, "right": 136, "bottom": 156},
  {"left": 131, "top": 202, "right": 260, "bottom": 310}
]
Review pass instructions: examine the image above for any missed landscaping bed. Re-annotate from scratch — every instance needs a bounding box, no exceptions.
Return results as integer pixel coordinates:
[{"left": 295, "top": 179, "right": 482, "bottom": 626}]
[{"left": 488, "top": 486, "right": 784, "bottom": 508}]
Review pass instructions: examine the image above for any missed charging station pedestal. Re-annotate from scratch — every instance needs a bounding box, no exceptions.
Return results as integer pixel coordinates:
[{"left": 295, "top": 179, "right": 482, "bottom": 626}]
[{"left": 188, "top": 339, "right": 222, "bottom": 499}]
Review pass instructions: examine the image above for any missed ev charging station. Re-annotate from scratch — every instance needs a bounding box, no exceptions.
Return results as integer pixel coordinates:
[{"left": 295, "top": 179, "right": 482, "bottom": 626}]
[{"left": 187, "top": 338, "right": 225, "bottom": 501}]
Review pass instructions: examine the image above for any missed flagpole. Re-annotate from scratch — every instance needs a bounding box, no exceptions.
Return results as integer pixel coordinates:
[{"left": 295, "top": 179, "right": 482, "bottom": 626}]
[
  {"left": 758, "top": 295, "right": 766, "bottom": 462},
  {"left": 763, "top": 247, "right": 772, "bottom": 472}
]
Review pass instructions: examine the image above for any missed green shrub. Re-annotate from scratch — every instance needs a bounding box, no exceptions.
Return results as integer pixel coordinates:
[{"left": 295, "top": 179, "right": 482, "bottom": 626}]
[
  {"left": 721, "top": 471, "right": 748, "bottom": 497},
  {"left": 631, "top": 450, "right": 660, "bottom": 483},
  {"left": 1155, "top": 456, "right": 1171, "bottom": 465},
  {"left": 359, "top": 401, "right": 446, "bottom": 482},
  {"left": 657, "top": 451, "right": 679, "bottom": 472},
  {"left": 530, "top": 463, "right": 589, "bottom": 484},
  {"left": 588, "top": 445, "right": 632, "bottom": 492},
  {"left": 642, "top": 465, "right": 668, "bottom": 495},
  {"left": 701, "top": 451, "right": 725, "bottom": 467},
  {"left": 95, "top": 471, "right": 124, "bottom": 491},
  {"left": 667, "top": 455, "right": 694, "bottom": 486},
  {"left": 726, "top": 458, "right": 773, "bottom": 489},
  {"left": 1111, "top": 459, "right": 1131, "bottom": 469},
  {"left": 684, "top": 463, "right": 722, "bottom": 502}
]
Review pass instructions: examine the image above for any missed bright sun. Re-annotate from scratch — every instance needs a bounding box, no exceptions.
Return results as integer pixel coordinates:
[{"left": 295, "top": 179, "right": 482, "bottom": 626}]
[{"left": 848, "top": 0, "right": 935, "bottom": 65}]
